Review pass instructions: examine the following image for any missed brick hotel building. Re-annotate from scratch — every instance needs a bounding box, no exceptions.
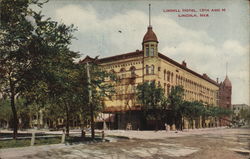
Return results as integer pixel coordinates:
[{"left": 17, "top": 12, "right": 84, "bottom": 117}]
[{"left": 84, "top": 19, "right": 232, "bottom": 129}]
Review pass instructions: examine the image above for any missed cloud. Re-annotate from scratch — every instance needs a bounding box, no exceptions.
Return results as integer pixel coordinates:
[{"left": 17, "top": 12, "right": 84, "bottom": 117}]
[
  {"left": 55, "top": 5, "right": 99, "bottom": 32},
  {"left": 54, "top": 4, "right": 249, "bottom": 104}
]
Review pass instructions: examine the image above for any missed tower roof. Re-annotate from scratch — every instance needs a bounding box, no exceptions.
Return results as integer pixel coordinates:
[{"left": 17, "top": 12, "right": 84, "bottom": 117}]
[
  {"left": 223, "top": 75, "right": 232, "bottom": 87},
  {"left": 142, "top": 26, "right": 158, "bottom": 43}
]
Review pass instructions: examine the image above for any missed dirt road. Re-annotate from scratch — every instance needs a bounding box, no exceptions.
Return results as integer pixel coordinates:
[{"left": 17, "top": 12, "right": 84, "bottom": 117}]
[{"left": 0, "top": 128, "right": 249, "bottom": 159}]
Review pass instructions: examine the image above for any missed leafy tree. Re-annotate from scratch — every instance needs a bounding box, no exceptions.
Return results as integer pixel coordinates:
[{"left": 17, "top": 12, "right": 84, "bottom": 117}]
[
  {"left": 78, "top": 62, "right": 116, "bottom": 138},
  {"left": 239, "top": 108, "right": 250, "bottom": 126},
  {"left": 0, "top": 97, "right": 34, "bottom": 129},
  {"left": 136, "top": 81, "right": 167, "bottom": 130},
  {"left": 182, "top": 101, "right": 204, "bottom": 129},
  {"left": 0, "top": 0, "right": 77, "bottom": 139},
  {"left": 167, "top": 85, "right": 185, "bottom": 130},
  {"left": 206, "top": 105, "right": 232, "bottom": 126},
  {"left": 45, "top": 62, "right": 88, "bottom": 136},
  {"left": 0, "top": 98, "right": 12, "bottom": 128}
]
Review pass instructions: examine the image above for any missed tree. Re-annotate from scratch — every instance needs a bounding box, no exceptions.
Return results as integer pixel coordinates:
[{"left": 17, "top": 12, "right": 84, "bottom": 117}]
[
  {"left": 136, "top": 81, "right": 167, "bottom": 130},
  {"left": 45, "top": 64, "right": 80, "bottom": 136},
  {"left": 0, "top": 98, "right": 12, "bottom": 128},
  {"left": 182, "top": 101, "right": 204, "bottom": 129},
  {"left": 206, "top": 105, "right": 232, "bottom": 126},
  {"left": 0, "top": 0, "right": 77, "bottom": 139},
  {"left": 239, "top": 108, "right": 250, "bottom": 126},
  {"left": 167, "top": 85, "right": 185, "bottom": 130},
  {"left": 78, "top": 62, "right": 115, "bottom": 139}
]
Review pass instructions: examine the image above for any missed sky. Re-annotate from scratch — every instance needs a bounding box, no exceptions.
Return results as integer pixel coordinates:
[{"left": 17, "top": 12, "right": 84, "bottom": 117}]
[{"left": 36, "top": 0, "right": 249, "bottom": 105}]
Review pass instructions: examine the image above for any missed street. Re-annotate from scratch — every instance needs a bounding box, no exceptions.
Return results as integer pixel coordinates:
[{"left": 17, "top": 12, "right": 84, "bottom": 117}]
[{"left": 0, "top": 128, "right": 249, "bottom": 159}]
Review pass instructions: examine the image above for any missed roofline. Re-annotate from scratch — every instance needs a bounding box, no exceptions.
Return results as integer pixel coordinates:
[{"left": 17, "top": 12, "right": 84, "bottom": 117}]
[
  {"left": 97, "top": 50, "right": 143, "bottom": 63},
  {"left": 96, "top": 50, "right": 219, "bottom": 87},
  {"left": 232, "top": 104, "right": 249, "bottom": 106},
  {"left": 142, "top": 40, "right": 159, "bottom": 44},
  {"left": 158, "top": 52, "right": 219, "bottom": 87}
]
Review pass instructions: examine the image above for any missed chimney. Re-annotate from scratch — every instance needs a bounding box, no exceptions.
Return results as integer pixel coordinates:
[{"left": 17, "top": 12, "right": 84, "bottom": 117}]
[
  {"left": 216, "top": 78, "right": 219, "bottom": 83},
  {"left": 203, "top": 73, "right": 208, "bottom": 78},
  {"left": 136, "top": 49, "right": 139, "bottom": 52},
  {"left": 182, "top": 61, "right": 187, "bottom": 67}
]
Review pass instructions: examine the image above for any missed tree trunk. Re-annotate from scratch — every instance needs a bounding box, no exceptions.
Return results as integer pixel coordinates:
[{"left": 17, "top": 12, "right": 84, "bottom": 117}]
[
  {"left": 180, "top": 115, "right": 183, "bottom": 131},
  {"left": 175, "top": 114, "right": 181, "bottom": 130},
  {"left": 90, "top": 102, "right": 95, "bottom": 140},
  {"left": 191, "top": 118, "right": 194, "bottom": 129},
  {"left": 6, "top": 120, "right": 9, "bottom": 129},
  {"left": 154, "top": 111, "right": 159, "bottom": 131},
  {"left": 65, "top": 104, "right": 70, "bottom": 137},
  {"left": 155, "top": 119, "right": 159, "bottom": 131},
  {"left": 10, "top": 83, "right": 18, "bottom": 139}
]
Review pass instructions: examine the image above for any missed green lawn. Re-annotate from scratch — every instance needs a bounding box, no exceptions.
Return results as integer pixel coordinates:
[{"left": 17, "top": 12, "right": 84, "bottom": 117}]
[
  {"left": 0, "top": 137, "right": 61, "bottom": 149},
  {"left": 0, "top": 136, "right": 104, "bottom": 149}
]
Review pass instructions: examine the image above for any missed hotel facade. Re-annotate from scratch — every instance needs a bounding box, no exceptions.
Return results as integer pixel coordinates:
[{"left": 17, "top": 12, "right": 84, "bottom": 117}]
[{"left": 94, "top": 22, "right": 232, "bottom": 130}]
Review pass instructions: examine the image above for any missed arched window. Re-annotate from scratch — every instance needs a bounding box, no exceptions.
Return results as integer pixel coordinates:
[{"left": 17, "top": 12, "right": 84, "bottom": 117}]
[
  {"left": 164, "top": 83, "right": 166, "bottom": 93},
  {"left": 158, "top": 67, "right": 161, "bottom": 71},
  {"left": 167, "top": 71, "right": 170, "bottom": 82},
  {"left": 130, "top": 66, "right": 136, "bottom": 77},
  {"left": 171, "top": 72, "right": 173, "bottom": 83},
  {"left": 164, "top": 70, "right": 166, "bottom": 80},
  {"left": 151, "top": 65, "right": 154, "bottom": 74},
  {"left": 108, "top": 69, "right": 115, "bottom": 81},
  {"left": 120, "top": 68, "right": 126, "bottom": 78},
  {"left": 146, "top": 65, "right": 149, "bottom": 75}
]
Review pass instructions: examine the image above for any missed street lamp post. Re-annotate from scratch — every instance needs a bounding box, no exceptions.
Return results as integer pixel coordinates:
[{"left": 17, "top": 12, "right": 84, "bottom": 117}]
[
  {"left": 81, "top": 55, "right": 99, "bottom": 140},
  {"left": 86, "top": 61, "right": 95, "bottom": 140}
]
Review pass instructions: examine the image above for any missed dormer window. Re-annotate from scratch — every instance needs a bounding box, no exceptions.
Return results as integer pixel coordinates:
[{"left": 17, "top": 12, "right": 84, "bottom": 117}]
[
  {"left": 150, "top": 48, "right": 154, "bottom": 56},
  {"left": 146, "top": 48, "right": 149, "bottom": 57}
]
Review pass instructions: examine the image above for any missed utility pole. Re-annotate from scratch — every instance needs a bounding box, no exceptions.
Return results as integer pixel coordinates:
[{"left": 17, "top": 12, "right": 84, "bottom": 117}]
[{"left": 86, "top": 62, "right": 95, "bottom": 140}]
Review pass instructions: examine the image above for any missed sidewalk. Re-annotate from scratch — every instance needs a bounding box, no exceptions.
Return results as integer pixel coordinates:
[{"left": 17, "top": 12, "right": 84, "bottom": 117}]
[
  {"left": 1, "top": 127, "right": 228, "bottom": 140},
  {"left": 105, "top": 127, "right": 229, "bottom": 139},
  {"left": 0, "top": 127, "right": 246, "bottom": 159}
]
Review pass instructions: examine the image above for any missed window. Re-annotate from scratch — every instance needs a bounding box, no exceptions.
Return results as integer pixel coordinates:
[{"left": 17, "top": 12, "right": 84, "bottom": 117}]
[
  {"left": 167, "top": 71, "right": 170, "bottom": 82},
  {"left": 150, "top": 48, "right": 154, "bottom": 56},
  {"left": 171, "top": 73, "right": 173, "bottom": 83},
  {"left": 120, "top": 68, "right": 126, "bottom": 78},
  {"left": 130, "top": 66, "right": 136, "bottom": 77},
  {"left": 164, "top": 70, "right": 166, "bottom": 80},
  {"left": 146, "top": 48, "right": 149, "bottom": 57},
  {"left": 146, "top": 65, "right": 149, "bottom": 75},
  {"left": 151, "top": 65, "right": 154, "bottom": 74},
  {"left": 164, "top": 83, "right": 166, "bottom": 93},
  {"left": 146, "top": 65, "right": 154, "bottom": 75}
]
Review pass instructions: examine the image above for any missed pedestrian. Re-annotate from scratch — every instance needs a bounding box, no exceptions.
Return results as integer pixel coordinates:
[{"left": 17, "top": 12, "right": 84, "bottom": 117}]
[{"left": 165, "top": 123, "right": 169, "bottom": 132}]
